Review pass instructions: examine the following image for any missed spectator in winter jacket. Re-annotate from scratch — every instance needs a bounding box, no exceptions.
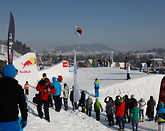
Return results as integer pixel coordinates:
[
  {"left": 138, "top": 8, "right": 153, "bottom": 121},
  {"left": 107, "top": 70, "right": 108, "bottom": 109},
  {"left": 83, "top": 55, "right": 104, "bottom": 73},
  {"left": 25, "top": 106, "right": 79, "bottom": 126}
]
[
  {"left": 24, "top": 81, "right": 29, "bottom": 95},
  {"left": 115, "top": 98, "right": 125, "bottom": 131},
  {"left": 85, "top": 96, "right": 93, "bottom": 117},
  {"left": 129, "top": 95, "right": 137, "bottom": 112},
  {"left": 41, "top": 73, "right": 53, "bottom": 107},
  {"left": 57, "top": 75, "right": 63, "bottom": 110},
  {"left": 94, "top": 78, "right": 100, "bottom": 97},
  {"left": 36, "top": 78, "right": 56, "bottom": 122},
  {"left": 146, "top": 60, "right": 151, "bottom": 74},
  {"left": 63, "top": 83, "right": 69, "bottom": 111},
  {"left": 70, "top": 86, "right": 78, "bottom": 110},
  {"left": 129, "top": 95, "right": 137, "bottom": 122},
  {"left": 52, "top": 77, "right": 62, "bottom": 112},
  {"left": 131, "top": 102, "right": 140, "bottom": 131},
  {"left": 78, "top": 91, "right": 86, "bottom": 112},
  {"left": 138, "top": 98, "right": 146, "bottom": 122},
  {"left": 115, "top": 95, "right": 120, "bottom": 124},
  {"left": 0, "top": 64, "right": 28, "bottom": 130},
  {"left": 146, "top": 96, "right": 156, "bottom": 121},
  {"left": 123, "top": 95, "right": 130, "bottom": 123},
  {"left": 155, "top": 102, "right": 165, "bottom": 130},
  {"left": 104, "top": 96, "right": 116, "bottom": 126},
  {"left": 126, "top": 62, "right": 131, "bottom": 80},
  {"left": 94, "top": 98, "right": 103, "bottom": 121}
]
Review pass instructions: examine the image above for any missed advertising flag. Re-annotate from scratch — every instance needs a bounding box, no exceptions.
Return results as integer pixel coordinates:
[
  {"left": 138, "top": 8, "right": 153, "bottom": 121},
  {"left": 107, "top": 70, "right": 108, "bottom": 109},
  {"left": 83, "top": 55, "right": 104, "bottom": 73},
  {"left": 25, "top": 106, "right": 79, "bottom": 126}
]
[
  {"left": 73, "top": 51, "right": 81, "bottom": 102},
  {"left": 110, "top": 51, "right": 114, "bottom": 64},
  {"left": 158, "top": 76, "right": 165, "bottom": 105},
  {"left": 7, "top": 12, "right": 15, "bottom": 64}
]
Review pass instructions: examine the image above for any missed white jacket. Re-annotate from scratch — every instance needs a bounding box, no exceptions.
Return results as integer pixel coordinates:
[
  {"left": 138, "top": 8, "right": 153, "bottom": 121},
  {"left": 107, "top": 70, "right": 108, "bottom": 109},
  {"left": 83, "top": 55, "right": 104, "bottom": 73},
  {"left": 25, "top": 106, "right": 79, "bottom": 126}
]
[{"left": 138, "top": 99, "right": 146, "bottom": 110}]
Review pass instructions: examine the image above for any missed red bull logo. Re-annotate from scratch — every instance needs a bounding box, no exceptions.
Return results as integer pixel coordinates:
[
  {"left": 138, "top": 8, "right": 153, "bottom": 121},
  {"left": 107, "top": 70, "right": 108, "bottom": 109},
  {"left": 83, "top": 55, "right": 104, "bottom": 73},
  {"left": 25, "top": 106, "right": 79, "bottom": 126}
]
[
  {"left": 22, "top": 57, "right": 35, "bottom": 68},
  {"left": 63, "top": 62, "right": 68, "bottom": 67}
]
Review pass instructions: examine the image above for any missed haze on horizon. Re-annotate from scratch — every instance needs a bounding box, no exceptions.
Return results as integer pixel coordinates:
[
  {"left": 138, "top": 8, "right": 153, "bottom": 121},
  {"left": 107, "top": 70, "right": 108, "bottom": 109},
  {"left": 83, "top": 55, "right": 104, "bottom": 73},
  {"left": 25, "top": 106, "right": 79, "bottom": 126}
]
[{"left": 0, "top": 0, "right": 165, "bottom": 51}]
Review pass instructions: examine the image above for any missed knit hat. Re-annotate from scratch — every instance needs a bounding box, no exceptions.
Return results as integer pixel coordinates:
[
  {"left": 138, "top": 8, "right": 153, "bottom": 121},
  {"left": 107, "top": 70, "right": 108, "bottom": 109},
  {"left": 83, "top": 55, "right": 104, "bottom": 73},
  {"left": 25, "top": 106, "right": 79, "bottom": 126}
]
[
  {"left": 131, "top": 95, "right": 134, "bottom": 98},
  {"left": 134, "top": 102, "right": 138, "bottom": 107},
  {"left": 119, "top": 98, "right": 123, "bottom": 103},
  {"left": 159, "top": 102, "right": 164, "bottom": 108},
  {"left": 44, "top": 78, "right": 49, "bottom": 84},
  {"left": 2, "top": 64, "right": 17, "bottom": 78},
  {"left": 58, "top": 75, "right": 63, "bottom": 82}
]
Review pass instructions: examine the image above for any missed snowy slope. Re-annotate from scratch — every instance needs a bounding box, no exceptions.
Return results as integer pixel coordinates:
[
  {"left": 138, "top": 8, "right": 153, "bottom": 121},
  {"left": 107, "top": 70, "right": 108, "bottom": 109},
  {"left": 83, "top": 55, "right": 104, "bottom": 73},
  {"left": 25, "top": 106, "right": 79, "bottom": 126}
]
[
  {"left": 0, "top": 48, "right": 161, "bottom": 131},
  {"left": 22, "top": 67, "right": 162, "bottom": 131}
]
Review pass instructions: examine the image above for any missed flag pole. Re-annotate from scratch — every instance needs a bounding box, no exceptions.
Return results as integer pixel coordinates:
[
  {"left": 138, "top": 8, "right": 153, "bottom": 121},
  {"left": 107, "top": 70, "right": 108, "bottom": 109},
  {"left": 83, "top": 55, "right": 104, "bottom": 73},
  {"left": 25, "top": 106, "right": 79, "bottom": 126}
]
[{"left": 7, "top": 12, "right": 15, "bottom": 64}]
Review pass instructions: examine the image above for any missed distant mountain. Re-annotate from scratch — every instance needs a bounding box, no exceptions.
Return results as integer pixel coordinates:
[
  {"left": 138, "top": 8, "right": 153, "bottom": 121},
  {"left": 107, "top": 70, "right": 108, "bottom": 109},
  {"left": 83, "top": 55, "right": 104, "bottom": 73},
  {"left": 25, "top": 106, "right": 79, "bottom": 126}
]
[{"left": 38, "top": 43, "right": 119, "bottom": 56}]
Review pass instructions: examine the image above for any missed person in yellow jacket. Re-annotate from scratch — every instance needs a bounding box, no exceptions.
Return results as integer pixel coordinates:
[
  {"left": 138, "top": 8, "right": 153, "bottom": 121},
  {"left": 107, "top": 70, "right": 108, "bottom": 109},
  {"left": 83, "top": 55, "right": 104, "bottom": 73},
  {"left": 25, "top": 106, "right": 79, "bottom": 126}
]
[{"left": 24, "top": 81, "right": 29, "bottom": 95}]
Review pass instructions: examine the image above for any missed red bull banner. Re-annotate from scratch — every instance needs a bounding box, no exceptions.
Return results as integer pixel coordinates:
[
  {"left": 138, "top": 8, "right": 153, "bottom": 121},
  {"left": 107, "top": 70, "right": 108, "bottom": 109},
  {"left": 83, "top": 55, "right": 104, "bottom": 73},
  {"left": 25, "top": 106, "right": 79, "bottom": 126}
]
[
  {"left": 158, "top": 76, "right": 165, "bottom": 105},
  {"left": 7, "top": 12, "right": 15, "bottom": 64}
]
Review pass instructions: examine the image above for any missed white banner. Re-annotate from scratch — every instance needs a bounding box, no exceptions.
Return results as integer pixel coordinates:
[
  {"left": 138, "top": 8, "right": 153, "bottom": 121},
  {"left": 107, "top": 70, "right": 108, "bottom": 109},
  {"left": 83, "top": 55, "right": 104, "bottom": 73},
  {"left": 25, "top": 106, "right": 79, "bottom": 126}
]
[{"left": 73, "top": 51, "right": 81, "bottom": 102}]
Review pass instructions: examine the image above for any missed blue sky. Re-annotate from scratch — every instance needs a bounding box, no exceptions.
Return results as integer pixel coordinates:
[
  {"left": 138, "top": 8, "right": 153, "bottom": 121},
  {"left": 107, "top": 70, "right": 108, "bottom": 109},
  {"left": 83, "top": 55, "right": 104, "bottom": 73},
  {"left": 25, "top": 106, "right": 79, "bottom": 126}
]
[{"left": 0, "top": 0, "right": 165, "bottom": 51}]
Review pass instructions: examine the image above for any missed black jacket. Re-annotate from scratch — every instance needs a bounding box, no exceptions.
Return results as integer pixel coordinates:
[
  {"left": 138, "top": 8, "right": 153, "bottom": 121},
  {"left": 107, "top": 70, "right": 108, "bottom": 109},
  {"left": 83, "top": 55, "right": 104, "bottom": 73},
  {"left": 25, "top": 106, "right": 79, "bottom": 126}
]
[{"left": 0, "top": 77, "right": 27, "bottom": 122}]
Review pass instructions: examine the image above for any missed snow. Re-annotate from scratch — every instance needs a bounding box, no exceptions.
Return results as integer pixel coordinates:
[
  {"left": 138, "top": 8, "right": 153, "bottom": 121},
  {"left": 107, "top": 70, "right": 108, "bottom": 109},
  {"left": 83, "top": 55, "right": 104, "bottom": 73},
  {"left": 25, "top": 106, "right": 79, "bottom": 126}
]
[{"left": 23, "top": 67, "right": 162, "bottom": 131}]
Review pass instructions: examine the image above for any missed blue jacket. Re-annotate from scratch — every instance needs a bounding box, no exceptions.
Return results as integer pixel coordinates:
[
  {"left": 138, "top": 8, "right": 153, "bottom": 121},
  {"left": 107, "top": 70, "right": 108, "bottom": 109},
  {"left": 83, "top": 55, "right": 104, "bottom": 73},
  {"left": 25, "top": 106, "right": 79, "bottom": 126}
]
[
  {"left": 52, "top": 77, "right": 61, "bottom": 96},
  {"left": 155, "top": 103, "right": 165, "bottom": 123},
  {"left": 94, "top": 80, "right": 100, "bottom": 89}
]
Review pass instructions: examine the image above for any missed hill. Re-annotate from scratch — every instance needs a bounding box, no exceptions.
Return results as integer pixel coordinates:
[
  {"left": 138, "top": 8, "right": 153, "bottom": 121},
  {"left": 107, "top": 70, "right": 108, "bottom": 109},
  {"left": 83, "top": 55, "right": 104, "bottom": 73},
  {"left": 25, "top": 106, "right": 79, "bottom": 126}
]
[{"left": 37, "top": 43, "right": 119, "bottom": 56}]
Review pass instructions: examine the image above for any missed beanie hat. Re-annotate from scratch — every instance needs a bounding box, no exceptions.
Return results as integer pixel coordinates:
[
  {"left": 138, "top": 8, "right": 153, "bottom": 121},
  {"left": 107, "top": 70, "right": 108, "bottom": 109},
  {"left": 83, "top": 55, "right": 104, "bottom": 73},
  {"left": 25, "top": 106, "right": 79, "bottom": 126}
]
[
  {"left": 44, "top": 78, "right": 49, "bottom": 84},
  {"left": 119, "top": 98, "right": 123, "bottom": 103},
  {"left": 134, "top": 102, "right": 138, "bottom": 107},
  {"left": 159, "top": 102, "right": 164, "bottom": 108},
  {"left": 131, "top": 95, "right": 134, "bottom": 98},
  {"left": 58, "top": 75, "right": 63, "bottom": 82},
  {"left": 2, "top": 64, "right": 17, "bottom": 78}
]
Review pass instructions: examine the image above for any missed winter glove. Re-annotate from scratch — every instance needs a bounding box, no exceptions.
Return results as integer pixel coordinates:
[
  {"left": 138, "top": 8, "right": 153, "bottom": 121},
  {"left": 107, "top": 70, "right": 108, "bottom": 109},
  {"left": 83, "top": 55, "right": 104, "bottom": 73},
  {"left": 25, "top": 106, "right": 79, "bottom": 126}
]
[{"left": 21, "top": 120, "right": 27, "bottom": 129}]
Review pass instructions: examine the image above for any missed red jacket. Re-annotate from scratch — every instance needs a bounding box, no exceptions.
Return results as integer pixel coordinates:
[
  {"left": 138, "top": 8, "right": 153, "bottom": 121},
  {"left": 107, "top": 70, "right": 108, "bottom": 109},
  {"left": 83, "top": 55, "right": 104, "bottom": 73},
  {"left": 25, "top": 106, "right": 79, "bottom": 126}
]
[
  {"left": 36, "top": 80, "right": 56, "bottom": 101},
  {"left": 115, "top": 101, "right": 125, "bottom": 117}
]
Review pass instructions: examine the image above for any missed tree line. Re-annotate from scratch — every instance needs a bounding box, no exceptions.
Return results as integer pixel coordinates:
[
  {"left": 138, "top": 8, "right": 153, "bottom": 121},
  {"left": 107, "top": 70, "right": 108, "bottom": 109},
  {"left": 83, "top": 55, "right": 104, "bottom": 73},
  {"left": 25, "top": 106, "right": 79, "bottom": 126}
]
[{"left": 0, "top": 39, "right": 32, "bottom": 55}]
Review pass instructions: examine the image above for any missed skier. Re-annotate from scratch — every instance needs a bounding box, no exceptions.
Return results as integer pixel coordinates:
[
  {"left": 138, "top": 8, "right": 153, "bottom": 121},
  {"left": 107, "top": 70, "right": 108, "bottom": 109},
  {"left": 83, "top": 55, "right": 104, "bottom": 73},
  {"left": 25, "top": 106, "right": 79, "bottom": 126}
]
[
  {"left": 74, "top": 26, "right": 83, "bottom": 35},
  {"left": 104, "top": 96, "right": 116, "bottom": 126},
  {"left": 115, "top": 98, "right": 125, "bottom": 131},
  {"left": 155, "top": 102, "right": 165, "bottom": 130},
  {"left": 146, "top": 96, "right": 156, "bottom": 121},
  {"left": 24, "top": 81, "right": 29, "bottom": 95},
  {"left": 78, "top": 91, "right": 86, "bottom": 112},
  {"left": 131, "top": 102, "right": 140, "bottom": 131},
  {"left": 0, "top": 64, "right": 28, "bottom": 130},
  {"left": 63, "top": 83, "right": 69, "bottom": 111},
  {"left": 138, "top": 98, "right": 146, "bottom": 122},
  {"left": 94, "top": 78, "right": 100, "bottom": 97},
  {"left": 36, "top": 78, "right": 56, "bottom": 122},
  {"left": 94, "top": 98, "right": 103, "bottom": 121},
  {"left": 85, "top": 96, "right": 93, "bottom": 117},
  {"left": 52, "top": 77, "right": 62, "bottom": 112}
]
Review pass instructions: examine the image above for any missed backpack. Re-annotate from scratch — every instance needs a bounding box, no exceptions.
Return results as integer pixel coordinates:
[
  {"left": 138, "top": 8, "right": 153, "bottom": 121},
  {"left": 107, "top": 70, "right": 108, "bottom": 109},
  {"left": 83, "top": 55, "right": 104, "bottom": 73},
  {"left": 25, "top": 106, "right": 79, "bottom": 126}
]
[{"left": 33, "top": 94, "right": 39, "bottom": 104}]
